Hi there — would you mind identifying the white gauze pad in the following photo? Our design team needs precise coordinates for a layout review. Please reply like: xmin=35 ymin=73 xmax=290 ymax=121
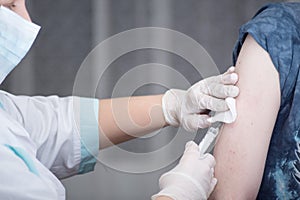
xmin=208 ymin=97 xmax=237 ymax=123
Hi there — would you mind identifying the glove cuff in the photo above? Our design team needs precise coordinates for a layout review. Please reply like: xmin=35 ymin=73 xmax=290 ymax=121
xmin=162 ymin=89 xmax=186 ymax=127
xmin=151 ymin=186 xmax=182 ymax=200
xmin=152 ymin=185 xmax=207 ymax=200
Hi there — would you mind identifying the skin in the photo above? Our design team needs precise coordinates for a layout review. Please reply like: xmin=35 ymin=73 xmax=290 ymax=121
xmin=98 ymin=95 xmax=167 ymax=149
xmin=156 ymin=196 xmax=173 ymax=200
xmin=209 ymin=35 xmax=281 ymax=199
xmin=0 ymin=0 xmax=31 ymax=21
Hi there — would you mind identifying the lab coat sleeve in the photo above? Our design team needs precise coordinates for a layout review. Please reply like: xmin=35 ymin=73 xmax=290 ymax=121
xmin=0 ymin=91 xmax=99 ymax=179
xmin=0 ymin=144 xmax=64 ymax=200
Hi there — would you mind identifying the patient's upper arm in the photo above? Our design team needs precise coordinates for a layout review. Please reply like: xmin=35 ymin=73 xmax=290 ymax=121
xmin=209 ymin=35 xmax=281 ymax=199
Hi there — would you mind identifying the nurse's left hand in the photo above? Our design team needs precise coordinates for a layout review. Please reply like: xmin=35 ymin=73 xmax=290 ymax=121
xmin=162 ymin=66 xmax=239 ymax=132
xmin=152 ymin=141 xmax=217 ymax=200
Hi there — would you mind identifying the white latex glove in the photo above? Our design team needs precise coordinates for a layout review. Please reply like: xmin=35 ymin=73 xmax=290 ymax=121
xmin=152 ymin=141 xmax=217 ymax=200
xmin=162 ymin=66 xmax=239 ymax=132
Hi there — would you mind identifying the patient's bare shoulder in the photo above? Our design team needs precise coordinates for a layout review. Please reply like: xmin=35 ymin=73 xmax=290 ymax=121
xmin=209 ymin=35 xmax=280 ymax=199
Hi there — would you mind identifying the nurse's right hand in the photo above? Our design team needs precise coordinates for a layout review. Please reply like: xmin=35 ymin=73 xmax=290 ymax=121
xmin=152 ymin=141 xmax=217 ymax=200
xmin=162 ymin=66 xmax=239 ymax=132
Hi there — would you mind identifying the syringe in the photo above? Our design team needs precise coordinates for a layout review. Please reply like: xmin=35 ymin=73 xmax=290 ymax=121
xmin=198 ymin=122 xmax=223 ymax=155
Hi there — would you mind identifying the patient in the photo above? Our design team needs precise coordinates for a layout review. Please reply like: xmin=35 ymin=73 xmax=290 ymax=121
xmin=209 ymin=2 xmax=300 ymax=199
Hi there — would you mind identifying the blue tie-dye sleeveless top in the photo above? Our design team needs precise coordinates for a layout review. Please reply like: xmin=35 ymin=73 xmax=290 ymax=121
xmin=233 ymin=2 xmax=300 ymax=199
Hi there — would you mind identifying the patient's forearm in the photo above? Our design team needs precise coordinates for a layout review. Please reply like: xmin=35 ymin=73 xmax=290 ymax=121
xmin=209 ymin=36 xmax=280 ymax=199
xmin=98 ymin=95 xmax=167 ymax=149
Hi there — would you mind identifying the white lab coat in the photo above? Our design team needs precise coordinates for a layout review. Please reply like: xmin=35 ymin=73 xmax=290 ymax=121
xmin=0 ymin=90 xmax=99 ymax=199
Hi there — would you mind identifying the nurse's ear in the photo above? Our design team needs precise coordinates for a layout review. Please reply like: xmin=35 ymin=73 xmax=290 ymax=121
xmin=1 ymin=0 xmax=31 ymax=22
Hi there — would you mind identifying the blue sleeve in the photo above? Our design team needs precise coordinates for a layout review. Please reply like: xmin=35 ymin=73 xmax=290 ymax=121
xmin=233 ymin=3 xmax=300 ymax=105
xmin=78 ymin=97 xmax=100 ymax=174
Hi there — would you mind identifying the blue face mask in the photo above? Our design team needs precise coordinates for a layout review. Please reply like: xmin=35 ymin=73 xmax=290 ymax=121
xmin=0 ymin=6 xmax=40 ymax=84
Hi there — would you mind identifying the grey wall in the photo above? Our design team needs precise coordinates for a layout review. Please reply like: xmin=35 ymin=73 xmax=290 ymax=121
xmin=2 ymin=0 xmax=287 ymax=199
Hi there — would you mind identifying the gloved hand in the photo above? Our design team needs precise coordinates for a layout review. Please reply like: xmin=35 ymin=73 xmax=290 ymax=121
xmin=152 ymin=141 xmax=217 ymax=200
xmin=162 ymin=66 xmax=239 ymax=132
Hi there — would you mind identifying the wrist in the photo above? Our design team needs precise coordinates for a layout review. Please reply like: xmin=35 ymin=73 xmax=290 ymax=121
xmin=162 ymin=90 xmax=177 ymax=127
xmin=162 ymin=89 xmax=186 ymax=127
xmin=155 ymin=171 xmax=209 ymax=200
xmin=152 ymin=186 xmax=182 ymax=200
xmin=158 ymin=94 xmax=169 ymax=127
xmin=153 ymin=195 xmax=174 ymax=200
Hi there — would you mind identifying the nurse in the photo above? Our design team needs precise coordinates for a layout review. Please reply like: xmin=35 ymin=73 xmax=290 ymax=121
xmin=0 ymin=0 xmax=239 ymax=199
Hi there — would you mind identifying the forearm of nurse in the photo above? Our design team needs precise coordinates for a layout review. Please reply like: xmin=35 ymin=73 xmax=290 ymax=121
xmin=98 ymin=95 xmax=167 ymax=149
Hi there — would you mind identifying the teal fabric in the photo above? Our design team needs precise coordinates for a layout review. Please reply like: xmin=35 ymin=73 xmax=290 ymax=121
xmin=4 ymin=144 xmax=39 ymax=176
xmin=78 ymin=97 xmax=99 ymax=174
xmin=233 ymin=3 xmax=300 ymax=199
